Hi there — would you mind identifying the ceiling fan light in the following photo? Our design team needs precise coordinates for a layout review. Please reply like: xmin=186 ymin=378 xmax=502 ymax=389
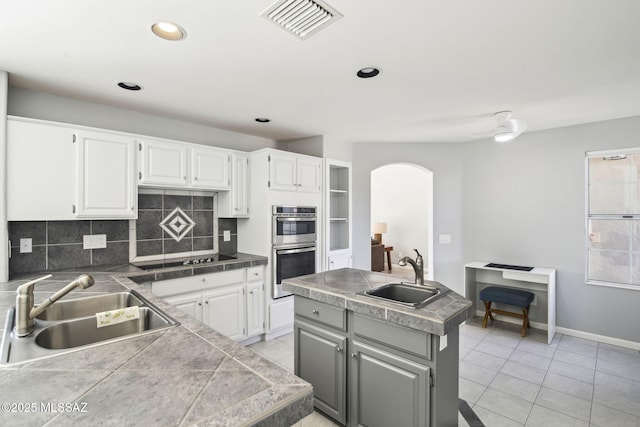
xmin=494 ymin=126 xmax=514 ymax=142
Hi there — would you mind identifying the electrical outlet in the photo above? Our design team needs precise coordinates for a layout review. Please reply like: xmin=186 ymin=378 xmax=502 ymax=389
xmin=83 ymin=234 xmax=107 ymax=249
xmin=223 ymin=230 xmax=231 ymax=242
xmin=20 ymin=238 xmax=32 ymax=253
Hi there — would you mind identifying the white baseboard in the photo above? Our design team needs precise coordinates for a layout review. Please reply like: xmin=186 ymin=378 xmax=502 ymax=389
xmin=472 ymin=310 xmax=640 ymax=351
xmin=555 ymin=326 xmax=640 ymax=351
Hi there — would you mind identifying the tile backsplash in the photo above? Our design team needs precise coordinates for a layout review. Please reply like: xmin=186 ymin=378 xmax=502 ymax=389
xmin=8 ymin=220 xmax=129 ymax=276
xmin=135 ymin=192 xmax=216 ymax=258
xmin=8 ymin=192 xmax=238 ymax=277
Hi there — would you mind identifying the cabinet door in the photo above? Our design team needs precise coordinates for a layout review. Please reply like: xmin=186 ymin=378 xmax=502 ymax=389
xmin=7 ymin=119 xmax=77 ymax=220
xmin=268 ymin=152 xmax=297 ymax=190
xmin=203 ymin=284 xmax=245 ymax=341
xmin=191 ymin=147 xmax=230 ymax=189
xmin=350 ymin=341 xmax=430 ymax=427
xmin=76 ymin=130 xmax=136 ymax=218
xmin=231 ymin=154 xmax=249 ymax=216
xmin=328 ymin=252 xmax=352 ymax=271
xmin=297 ymin=156 xmax=321 ymax=192
xmin=246 ymin=281 xmax=265 ymax=337
xmin=139 ymin=139 xmax=188 ymax=187
xmin=164 ymin=292 xmax=203 ymax=321
xmin=295 ymin=319 xmax=347 ymax=425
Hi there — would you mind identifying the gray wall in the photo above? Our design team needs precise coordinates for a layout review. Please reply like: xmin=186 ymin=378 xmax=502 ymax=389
xmin=352 ymin=142 xmax=466 ymax=293
xmin=463 ymin=116 xmax=640 ymax=342
xmin=352 ymin=116 xmax=640 ymax=343
xmin=8 ymin=87 xmax=276 ymax=151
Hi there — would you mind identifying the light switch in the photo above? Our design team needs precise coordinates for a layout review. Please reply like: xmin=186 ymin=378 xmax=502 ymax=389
xmin=20 ymin=238 xmax=32 ymax=253
xmin=439 ymin=234 xmax=452 ymax=244
xmin=223 ymin=230 xmax=231 ymax=242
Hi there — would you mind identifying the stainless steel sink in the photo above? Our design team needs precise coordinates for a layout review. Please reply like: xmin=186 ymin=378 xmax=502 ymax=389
xmin=36 ymin=307 xmax=169 ymax=350
xmin=0 ymin=290 xmax=178 ymax=365
xmin=361 ymin=282 xmax=450 ymax=308
xmin=36 ymin=292 xmax=144 ymax=321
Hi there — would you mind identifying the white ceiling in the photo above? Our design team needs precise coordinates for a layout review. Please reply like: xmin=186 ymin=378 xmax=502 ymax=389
xmin=2 ymin=0 xmax=640 ymax=144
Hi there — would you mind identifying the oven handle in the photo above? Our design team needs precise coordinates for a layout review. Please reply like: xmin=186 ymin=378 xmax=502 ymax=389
xmin=275 ymin=217 xmax=316 ymax=222
xmin=275 ymin=246 xmax=316 ymax=255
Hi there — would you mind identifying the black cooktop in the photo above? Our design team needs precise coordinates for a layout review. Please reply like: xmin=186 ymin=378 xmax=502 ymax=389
xmin=139 ymin=254 xmax=237 ymax=270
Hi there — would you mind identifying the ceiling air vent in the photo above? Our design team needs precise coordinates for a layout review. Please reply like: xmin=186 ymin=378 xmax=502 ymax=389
xmin=261 ymin=0 xmax=342 ymax=40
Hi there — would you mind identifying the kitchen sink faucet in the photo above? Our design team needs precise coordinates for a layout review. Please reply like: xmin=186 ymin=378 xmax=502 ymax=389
xmin=14 ymin=274 xmax=95 ymax=337
xmin=398 ymin=249 xmax=424 ymax=286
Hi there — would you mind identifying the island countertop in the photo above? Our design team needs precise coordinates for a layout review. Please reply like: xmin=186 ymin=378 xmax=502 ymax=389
xmin=0 ymin=264 xmax=312 ymax=427
xmin=282 ymin=268 xmax=472 ymax=336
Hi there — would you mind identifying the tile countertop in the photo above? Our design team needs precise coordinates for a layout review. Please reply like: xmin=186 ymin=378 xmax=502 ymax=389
xmin=0 ymin=255 xmax=313 ymax=427
xmin=282 ymin=268 xmax=472 ymax=336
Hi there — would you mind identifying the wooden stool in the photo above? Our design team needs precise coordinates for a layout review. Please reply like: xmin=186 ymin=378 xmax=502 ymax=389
xmin=479 ymin=286 xmax=534 ymax=337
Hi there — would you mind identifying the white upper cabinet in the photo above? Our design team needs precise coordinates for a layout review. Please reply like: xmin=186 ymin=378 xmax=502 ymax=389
xmin=7 ymin=118 xmax=77 ymax=221
xmin=218 ymin=153 xmax=249 ymax=217
xmin=190 ymin=146 xmax=230 ymax=190
xmin=269 ymin=151 xmax=321 ymax=192
xmin=138 ymin=139 xmax=231 ymax=190
xmin=7 ymin=117 xmax=136 ymax=221
xmin=138 ymin=139 xmax=188 ymax=187
xmin=76 ymin=130 xmax=137 ymax=219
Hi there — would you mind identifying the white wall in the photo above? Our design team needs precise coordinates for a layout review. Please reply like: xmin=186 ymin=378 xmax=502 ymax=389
xmin=371 ymin=164 xmax=430 ymax=265
xmin=8 ymin=87 xmax=276 ymax=151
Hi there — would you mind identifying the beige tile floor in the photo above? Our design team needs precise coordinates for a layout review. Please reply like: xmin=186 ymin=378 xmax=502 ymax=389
xmin=250 ymin=265 xmax=640 ymax=426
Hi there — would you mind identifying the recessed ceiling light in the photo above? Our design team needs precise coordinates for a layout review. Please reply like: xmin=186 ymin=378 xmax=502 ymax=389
xmin=357 ymin=67 xmax=380 ymax=78
xmin=117 ymin=82 xmax=142 ymax=91
xmin=151 ymin=21 xmax=186 ymax=41
xmin=255 ymin=118 xmax=271 ymax=123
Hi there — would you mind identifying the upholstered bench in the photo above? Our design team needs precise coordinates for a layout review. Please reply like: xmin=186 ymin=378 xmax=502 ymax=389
xmin=479 ymin=286 xmax=535 ymax=337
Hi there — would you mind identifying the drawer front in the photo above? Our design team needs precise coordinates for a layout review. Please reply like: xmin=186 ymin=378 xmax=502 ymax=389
xmin=151 ymin=268 xmax=245 ymax=297
xmin=246 ymin=265 xmax=264 ymax=282
xmin=295 ymin=296 xmax=346 ymax=331
xmin=353 ymin=313 xmax=431 ymax=360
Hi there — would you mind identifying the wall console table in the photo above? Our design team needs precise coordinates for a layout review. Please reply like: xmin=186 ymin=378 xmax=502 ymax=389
xmin=464 ymin=261 xmax=556 ymax=344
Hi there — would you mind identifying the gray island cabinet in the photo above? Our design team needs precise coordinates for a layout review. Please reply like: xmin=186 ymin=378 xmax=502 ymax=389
xmin=283 ymin=268 xmax=472 ymax=427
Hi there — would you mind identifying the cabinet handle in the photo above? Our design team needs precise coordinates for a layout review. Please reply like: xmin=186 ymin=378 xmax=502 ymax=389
xmin=72 ymin=204 xmax=76 ymax=214
xmin=312 ymin=309 xmax=319 ymax=315
xmin=131 ymin=206 xmax=134 ymax=211
xmin=336 ymin=347 xmax=342 ymax=352
xmin=195 ymin=176 xmax=198 ymax=180
xmin=183 ymin=176 xmax=187 ymax=179
xmin=351 ymin=353 xmax=358 ymax=359
xmin=205 ymin=301 xmax=209 ymax=304
xmin=198 ymin=302 xmax=202 ymax=306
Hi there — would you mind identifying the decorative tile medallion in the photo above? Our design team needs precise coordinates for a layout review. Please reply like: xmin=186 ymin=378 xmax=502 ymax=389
xmin=160 ymin=207 xmax=195 ymax=242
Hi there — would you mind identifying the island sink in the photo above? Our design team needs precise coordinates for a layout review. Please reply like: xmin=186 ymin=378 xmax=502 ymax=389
xmin=361 ymin=282 xmax=450 ymax=308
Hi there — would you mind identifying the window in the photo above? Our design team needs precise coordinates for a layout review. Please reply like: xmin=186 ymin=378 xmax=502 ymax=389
xmin=586 ymin=148 xmax=640 ymax=288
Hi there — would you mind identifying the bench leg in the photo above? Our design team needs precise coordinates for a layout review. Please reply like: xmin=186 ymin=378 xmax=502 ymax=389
xmin=521 ymin=306 xmax=530 ymax=337
xmin=481 ymin=300 xmax=493 ymax=328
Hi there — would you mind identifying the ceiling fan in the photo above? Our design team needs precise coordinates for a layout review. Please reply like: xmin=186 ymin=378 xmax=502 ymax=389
xmin=493 ymin=111 xmax=527 ymax=142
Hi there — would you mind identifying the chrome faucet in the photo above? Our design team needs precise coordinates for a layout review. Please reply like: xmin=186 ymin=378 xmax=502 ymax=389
xmin=14 ymin=274 xmax=95 ymax=337
xmin=398 ymin=249 xmax=424 ymax=286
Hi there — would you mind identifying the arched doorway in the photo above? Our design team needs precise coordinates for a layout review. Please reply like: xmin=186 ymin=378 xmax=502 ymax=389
xmin=370 ymin=163 xmax=434 ymax=280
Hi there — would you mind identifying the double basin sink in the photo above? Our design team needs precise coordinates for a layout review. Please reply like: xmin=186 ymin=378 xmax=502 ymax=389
xmin=1 ymin=290 xmax=178 ymax=365
xmin=360 ymin=281 xmax=450 ymax=308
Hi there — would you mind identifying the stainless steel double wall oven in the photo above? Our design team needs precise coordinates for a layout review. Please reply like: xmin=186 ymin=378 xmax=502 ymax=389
xmin=272 ymin=206 xmax=317 ymax=299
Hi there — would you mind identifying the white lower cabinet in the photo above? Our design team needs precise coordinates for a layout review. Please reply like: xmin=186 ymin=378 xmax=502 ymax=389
xmin=153 ymin=266 xmax=265 ymax=341
xmin=203 ymin=284 xmax=246 ymax=341
xmin=164 ymin=292 xmax=203 ymax=320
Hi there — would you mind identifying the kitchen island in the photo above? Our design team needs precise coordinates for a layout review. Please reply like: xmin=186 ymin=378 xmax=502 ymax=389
xmin=283 ymin=268 xmax=472 ymax=427
xmin=0 ymin=262 xmax=312 ymax=426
